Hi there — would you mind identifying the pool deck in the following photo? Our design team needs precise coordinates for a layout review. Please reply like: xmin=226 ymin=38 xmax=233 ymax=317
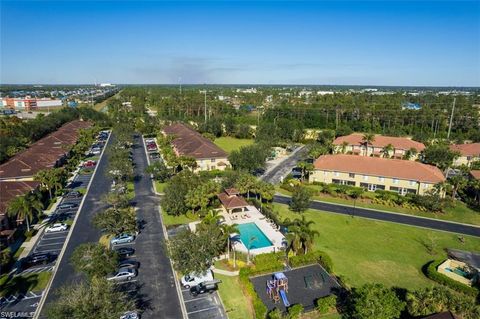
xmin=222 ymin=205 xmax=286 ymax=255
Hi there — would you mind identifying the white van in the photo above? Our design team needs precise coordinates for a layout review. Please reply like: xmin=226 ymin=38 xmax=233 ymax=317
xmin=181 ymin=270 xmax=214 ymax=288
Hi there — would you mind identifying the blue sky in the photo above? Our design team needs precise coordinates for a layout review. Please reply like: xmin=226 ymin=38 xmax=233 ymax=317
xmin=1 ymin=1 xmax=479 ymax=86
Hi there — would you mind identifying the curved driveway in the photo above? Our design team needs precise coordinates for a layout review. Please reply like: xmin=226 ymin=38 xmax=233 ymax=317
xmin=274 ymin=194 xmax=480 ymax=237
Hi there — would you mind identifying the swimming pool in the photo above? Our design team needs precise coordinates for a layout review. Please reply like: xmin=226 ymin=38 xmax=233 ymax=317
xmin=237 ymin=222 xmax=273 ymax=249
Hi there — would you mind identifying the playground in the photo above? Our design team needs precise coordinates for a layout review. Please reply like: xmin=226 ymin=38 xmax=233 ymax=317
xmin=250 ymin=264 xmax=341 ymax=312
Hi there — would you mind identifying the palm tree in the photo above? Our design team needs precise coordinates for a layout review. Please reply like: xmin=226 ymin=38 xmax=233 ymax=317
xmin=246 ymin=235 xmax=257 ymax=265
xmin=340 ymin=141 xmax=349 ymax=154
xmin=7 ymin=193 xmax=43 ymax=232
xmin=220 ymin=224 xmax=238 ymax=262
xmin=403 ymin=147 xmax=418 ymax=160
xmin=382 ymin=144 xmax=394 ymax=158
xmin=284 ymin=216 xmax=319 ymax=255
xmin=448 ymin=176 xmax=467 ymax=200
xmin=362 ymin=133 xmax=375 ymax=156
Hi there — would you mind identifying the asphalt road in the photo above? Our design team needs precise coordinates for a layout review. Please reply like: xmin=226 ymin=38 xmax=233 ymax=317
xmin=38 ymin=134 xmax=114 ymax=317
xmin=261 ymin=146 xmax=307 ymax=184
xmin=131 ymin=135 xmax=184 ymax=319
xmin=274 ymin=194 xmax=480 ymax=237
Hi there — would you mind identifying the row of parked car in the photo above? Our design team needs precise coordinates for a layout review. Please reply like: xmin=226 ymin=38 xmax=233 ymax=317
xmin=181 ymin=269 xmax=220 ymax=296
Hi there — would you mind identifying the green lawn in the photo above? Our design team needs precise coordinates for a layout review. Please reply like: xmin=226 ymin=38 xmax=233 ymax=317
xmin=214 ymin=137 xmax=254 ymax=154
xmin=216 ymin=274 xmax=254 ymax=319
xmin=0 ymin=272 xmax=52 ymax=296
xmin=276 ymin=186 xmax=480 ymax=226
xmin=160 ymin=209 xmax=199 ymax=227
xmin=273 ymin=203 xmax=480 ymax=290
xmin=154 ymin=180 xmax=167 ymax=194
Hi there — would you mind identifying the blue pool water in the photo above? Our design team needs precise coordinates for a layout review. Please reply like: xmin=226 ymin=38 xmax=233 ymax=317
xmin=237 ymin=223 xmax=273 ymax=249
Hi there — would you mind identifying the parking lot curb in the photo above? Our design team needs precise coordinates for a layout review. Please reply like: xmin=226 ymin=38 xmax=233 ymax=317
xmin=141 ymin=135 xmax=188 ymax=319
xmin=34 ymin=130 xmax=112 ymax=319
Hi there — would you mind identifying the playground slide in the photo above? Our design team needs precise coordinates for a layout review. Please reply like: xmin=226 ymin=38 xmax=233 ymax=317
xmin=279 ymin=289 xmax=290 ymax=307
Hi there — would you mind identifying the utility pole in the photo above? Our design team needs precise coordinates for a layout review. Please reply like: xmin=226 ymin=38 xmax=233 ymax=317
xmin=447 ymin=97 xmax=456 ymax=140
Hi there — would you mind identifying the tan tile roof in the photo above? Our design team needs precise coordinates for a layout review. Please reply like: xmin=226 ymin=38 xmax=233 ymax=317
xmin=449 ymin=143 xmax=480 ymax=156
xmin=0 ymin=120 xmax=91 ymax=179
xmin=163 ymin=123 xmax=228 ymax=159
xmin=470 ymin=170 xmax=480 ymax=180
xmin=0 ymin=181 xmax=40 ymax=216
xmin=217 ymin=192 xmax=249 ymax=210
xmin=333 ymin=133 xmax=425 ymax=151
xmin=313 ymin=154 xmax=445 ymax=183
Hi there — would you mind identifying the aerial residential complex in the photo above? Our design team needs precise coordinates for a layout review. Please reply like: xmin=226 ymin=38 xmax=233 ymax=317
xmin=162 ymin=123 xmax=230 ymax=171
xmin=0 ymin=120 xmax=91 ymax=244
xmin=333 ymin=133 xmax=425 ymax=159
xmin=309 ymin=154 xmax=445 ymax=195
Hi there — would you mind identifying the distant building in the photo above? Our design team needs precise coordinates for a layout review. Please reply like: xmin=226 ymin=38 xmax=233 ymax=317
xmin=317 ymin=91 xmax=334 ymax=95
xmin=162 ymin=123 xmax=230 ymax=172
xmin=450 ymin=143 xmax=480 ymax=167
xmin=402 ymin=102 xmax=421 ymax=110
xmin=0 ymin=97 xmax=62 ymax=111
xmin=309 ymin=154 xmax=445 ymax=196
xmin=333 ymin=133 xmax=425 ymax=160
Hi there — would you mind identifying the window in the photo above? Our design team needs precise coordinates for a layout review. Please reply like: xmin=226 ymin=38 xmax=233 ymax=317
xmin=389 ymin=186 xmax=400 ymax=193
xmin=363 ymin=175 xmax=369 ymax=181
xmin=349 ymin=173 xmax=355 ymax=178
xmin=409 ymin=180 xmax=415 ymax=186
xmin=376 ymin=185 xmax=385 ymax=190
xmin=211 ymin=158 xmax=216 ymax=162
xmin=378 ymin=176 xmax=385 ymax=182
xmin=334 ymin=171 xmax=340 ymax=177
xmin=392 ymin=178 xmax=399 ymax=184
xmin=346 ymin=181 xmax=356 ymax=186
xmin=467 ymin=156 xmax=472 ymax=161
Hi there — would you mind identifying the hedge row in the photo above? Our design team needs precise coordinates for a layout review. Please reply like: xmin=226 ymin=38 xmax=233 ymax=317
xmin=289 ymin=250 xmax=334 ymax=273
xmin=425 ymin=260 xmax=479 ymax=297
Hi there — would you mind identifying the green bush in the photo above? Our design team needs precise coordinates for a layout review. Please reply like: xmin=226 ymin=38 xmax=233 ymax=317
xmin=287 ymin=304 xmax=303 ymax=319
xmin=239 ymin=268 xmax=268 ymax=318
xmin=316 ymin=295 xmax=337 ymax=314
xmin=267 ymin=308 xmax=284 ymax=319
xmin=289 ymin=250 xmax=334 ymax=273
xmin=425 ymin=260 xmax=479 ymax=297
xmin=252 ymin=252 xmax=285 ymax=274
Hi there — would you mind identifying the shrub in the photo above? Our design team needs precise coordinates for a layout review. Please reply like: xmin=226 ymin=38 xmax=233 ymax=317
xmin=289 ymin=250 xmax=334 ymax=273
xmin=425 ymin=260 xmax=479 ymax=296
xmin=316 ymin=294 xmax=337 ymax=314
xmin=267 ymin=308 xmax=284 ymax=319
xmin=252 ymin=252 xmax=285 ymax=273
xmin=287 ymin=304 xmax=303 ymax=319
xmin=239 ymin=268 xmax=268 ymax=318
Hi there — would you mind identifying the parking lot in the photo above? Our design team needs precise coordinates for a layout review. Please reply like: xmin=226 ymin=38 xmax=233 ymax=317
xmin=181 ymin=287 xmax=227 ymax=319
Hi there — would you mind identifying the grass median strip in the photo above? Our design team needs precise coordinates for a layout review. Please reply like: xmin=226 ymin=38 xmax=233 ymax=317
xmin=215 ymin=274 xmax=253 ymax=319
xmin=0 ymin=272 xmax=52 ymax=297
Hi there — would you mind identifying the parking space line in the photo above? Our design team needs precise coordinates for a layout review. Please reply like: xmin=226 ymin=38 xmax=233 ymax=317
xmin=33 ymin=248 xmax=61 ymax=253
xmin=187 ymin=306 xmax=219 ymax=315
xmin=36 ymin=242 xmax=64 ymax=247
xmin=40 ymin=235 xmax=68 ymax=240
xmin=184 ymin=296 xmax=210 ymax=303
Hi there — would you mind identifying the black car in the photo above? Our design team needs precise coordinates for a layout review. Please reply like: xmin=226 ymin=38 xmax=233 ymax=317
xmin=252 ymin=168 xmax=266 ymax=177
xmin=25 ymin=252 xmax=54 ymax=267
xmin=65 ymin=191 xmax=82 ymax=199
xmin=115 ymin=247 xmax=135 ymax=258
xmin=118 ymin=259 xmax=140 ymax=270
xmin=190 ymin=282 xmax=218 ymax=297
xmin=58 ymin=203 xmax=78 ymax=210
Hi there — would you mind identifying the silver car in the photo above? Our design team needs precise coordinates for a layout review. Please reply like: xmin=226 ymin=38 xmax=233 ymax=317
xmin=107 ymin=268 xmax=137 ymax=281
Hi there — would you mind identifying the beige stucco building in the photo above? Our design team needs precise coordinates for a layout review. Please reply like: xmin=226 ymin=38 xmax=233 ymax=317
xmin=162 ymin=123 xmax=230 ymax=172
xmin=450 ymin=143 xmax=480 ymax=167
xmin=333 ymin=133 xmax=425 ymax=160
xmin=309 ymin=154 xmax=445 ymax=196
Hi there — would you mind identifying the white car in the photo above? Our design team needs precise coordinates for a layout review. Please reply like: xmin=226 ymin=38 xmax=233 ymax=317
xmin=45 ymin=223 xmax=68 ymax=233
xmin=107 ymin=268 xmax=137 ymax=281
xmin=120 ymin=311 xmax=139 ymax=319
xmin=181 ymin=270 xmax=214 ymax=288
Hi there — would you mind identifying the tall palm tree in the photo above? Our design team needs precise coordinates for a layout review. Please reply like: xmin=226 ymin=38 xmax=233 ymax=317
xmin=382 ymin=144 xmax=394 ymax=158
xmin=340 ymin=141 xmax=349 ymax=154
xmin=362 ymin=133 xmax=375 ymax=156
xmin=7 ymin=193 xmax=43 ymax=232
xmin=284 ymin=216 xmax=319 ymax=255
xmin=220 ymin=223 xmax=238 ymax=262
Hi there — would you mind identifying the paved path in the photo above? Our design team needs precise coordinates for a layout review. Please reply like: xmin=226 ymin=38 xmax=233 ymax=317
xmin=132 ymin=135 xmax=184 ymax=319
xmin=261 ymin=146 xmax=307 ymax=184
xmin=274 ymin=194 xmax=480 ymax=237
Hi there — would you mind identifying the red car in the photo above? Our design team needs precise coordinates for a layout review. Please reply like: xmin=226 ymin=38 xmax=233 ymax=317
xmin=83 ymin=160 xmax=97 ymax=168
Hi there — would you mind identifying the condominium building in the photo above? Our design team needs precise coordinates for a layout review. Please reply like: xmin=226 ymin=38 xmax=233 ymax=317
xmin=450 ymin=143 xmax=480 ymax=167
xmin=162 ymin=123 xmax=230 ymax=172
xmin=309 ymin=154 xmax=445 ymax=196
xmin=333 ymin=133 xmax=425 ymax=160
xmin=0 ymin=97 xmax=62 ymax=111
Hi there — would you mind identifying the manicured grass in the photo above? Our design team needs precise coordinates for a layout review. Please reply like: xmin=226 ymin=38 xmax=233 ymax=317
xmin=154 ymin=180 xmax=167 ymax=194
xmin=214 ymin=137 xmax=254 ymax=154
xmin=273 ymin=203 xmax=480 ymax=290
xmin=126 ymin=181 xmax=135 ymax=200
xmin=216 ymin=274 xmax=254 ymax=319
xmin=160 ymin=209 xmax=199 ymax=227
xmin=276 ymin=186 xmax=480 ymax=226
xmin=0 ymin=272 xmax=52 ymax=296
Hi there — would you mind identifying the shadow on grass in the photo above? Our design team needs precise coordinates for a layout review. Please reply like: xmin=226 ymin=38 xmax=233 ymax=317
xmin=1 ymin=274 xmax=40 ymax=297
